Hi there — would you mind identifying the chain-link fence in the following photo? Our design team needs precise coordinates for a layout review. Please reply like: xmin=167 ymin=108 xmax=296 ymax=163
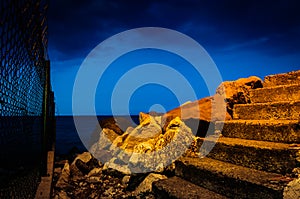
xmin=0 ymin=0 xmax=54 ymax=198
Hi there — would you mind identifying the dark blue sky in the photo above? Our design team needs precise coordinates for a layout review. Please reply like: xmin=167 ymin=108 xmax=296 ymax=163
xmin=48 ymin=0 xmax=300 ymax=115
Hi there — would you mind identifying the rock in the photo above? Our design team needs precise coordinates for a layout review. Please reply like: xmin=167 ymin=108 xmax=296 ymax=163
xmin=155 ymin=163 xmax=164 ymax=173
xmin=154 ymin=135 xmax=166 ymax=150
xmin=128 ymin=117 xmax=194 ymax=173
xmin=164 ymin=97 xmax=214 ymax=121
xmin=73 ymin=152 xmax=93 ymax=163
xmin=122 ymin=175 xmax=131 ymax=187
xmin=87 ymin=176 xmax=101 ymax=183
xmin=89 ymin=116 xmax=134 ymax=147
xmin=70 ymin=152 xmax=99 ymax=177
xmin=56 ymin=163 xmax=70 ymax=189
xmin=133 ymin=139 xmax=156 ymax=154
xmin=119 ymin=113 xmax=162 ymax=150
xmin=110 ymin=132 xmax=130 ymax=150
xmin=133 ymin=173 xmax=167 ymax=196
xmin=90 ymin=128 xmax=120 ymax=158
xmin=87 ymin=168 xmax=102 ymax=177
xmin=99 ymin=117 xmax=125 ymax=135
xmin=139 ymin=112 xmax=151 ymax=125
xmin=54 ymin=190 xmax=70 ymax=199
xmin=92 ymin=114 xmax=194 ymax=174
xmin=292 ymin=168 xmax=300 ymax=177
xmin=216 ymin=76 xmax=263 ymax=117
xmin=103 ymin=160 xmax=131 ymax=175
xmin=283 ymin=178 xmax=300 ymax=199
xmin=184 ymin=136 xmax=202 ymax=157
xmin=163 ymin=162 xmax=176 ymax=177
xmin=162 ymin=117 xmax=194 ymax=159
xmin=163 ymin=97 xmax=230 ymax=137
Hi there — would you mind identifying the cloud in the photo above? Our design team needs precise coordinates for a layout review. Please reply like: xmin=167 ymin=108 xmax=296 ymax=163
xmin=48 ymin=0 xmax=300 ymax=61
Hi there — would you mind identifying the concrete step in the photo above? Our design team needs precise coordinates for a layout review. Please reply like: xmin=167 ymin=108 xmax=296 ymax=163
xmin=153 ymin=176 xmax=228 ymax=199
xmin=264 ymin=70 xmax=300 ymax=87
xmin=175 ymin=157 xmax=294 ymax=199
xmin=196 ymin=137 xmax=300 ymax=174
xmin=250 ymin=84 xmax=300 ymax=103
xmin=215 ymin=120 xmax=300 ymax=143
xmin=233 ymin=101 xmax=300 ymax=120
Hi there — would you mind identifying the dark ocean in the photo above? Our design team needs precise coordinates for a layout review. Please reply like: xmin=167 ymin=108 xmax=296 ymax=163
xmin=55 ymin=116 xmax=139 ymax=155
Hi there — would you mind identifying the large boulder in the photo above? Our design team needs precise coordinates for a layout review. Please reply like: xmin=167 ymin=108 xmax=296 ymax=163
xmin=129 ymin=117 xmax=194 ymax=173
xmin=90 ymin=113 xmax=195 ymax=174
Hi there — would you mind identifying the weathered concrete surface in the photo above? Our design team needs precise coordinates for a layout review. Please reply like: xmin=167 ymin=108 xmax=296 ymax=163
xmin=216 ymin=120 xmax=300 ymax=143
xmin=175 ymin=157 xmax=294 ymax=199
xmin=198 ymin=137 xmax=300 ymax=174
xmin=264 ymin=70 xmax=300 ymax=87
xmin=233 ymin=101 xmax=300 ymax=120
xmin=250 ymin=84 xmax=300 ymax=103
xmin=35 ymin=151 xmax=55 ymax=199
xmin=153 ymin=176 xmax=228 ymax=199
xmin=215 ymin=76 xmax=263 ymax=117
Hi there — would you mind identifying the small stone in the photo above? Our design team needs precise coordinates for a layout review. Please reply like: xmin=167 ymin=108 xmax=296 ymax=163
xmin=122 ymin=175 xmax=131 ymax=187
xmin=87 ymin=176 xmax=101 ymax=183
xmin=87 ymin=168 xmax=102 ymax=177
xmin=155 ymin=163 xmax=164 ymax=173
xmin=55 ymin=190 xmax=70 ymax=199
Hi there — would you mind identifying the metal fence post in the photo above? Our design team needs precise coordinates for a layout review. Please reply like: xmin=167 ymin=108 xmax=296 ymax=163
xmin=41 ymin=60 xmax=50 ymax=176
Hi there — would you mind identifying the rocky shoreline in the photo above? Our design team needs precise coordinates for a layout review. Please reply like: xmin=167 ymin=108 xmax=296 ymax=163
xmin=52 ymin=116 xmax=196 ymax=199
xmin=53 ymin=151 xmax=162 ymax=198
xmin=52 ymin=76 xmax=265 ymax=198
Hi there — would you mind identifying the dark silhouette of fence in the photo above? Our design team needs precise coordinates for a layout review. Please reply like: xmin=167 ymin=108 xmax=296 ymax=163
xmin=0 ymin=0 xmax=55 ymax=198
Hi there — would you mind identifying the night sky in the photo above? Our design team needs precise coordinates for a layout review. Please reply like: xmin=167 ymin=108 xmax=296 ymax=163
xmin=48 ymin=0 xmax=300 ymax=115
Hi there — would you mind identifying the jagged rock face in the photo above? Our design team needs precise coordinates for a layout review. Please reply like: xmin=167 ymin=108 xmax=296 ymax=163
xmin=120 ymin=115 xmax=162 ymax=151
xmin=128 ymin=116 xmax=194 ymax=173
xmin=89 ymin=116 xmax=135 ymax=148
xmin=90 ymin=128 xmax=120 ymax=161
xmin=90 ymin=113 xmax=194 ymax=174
xmin=216 ymin=76 xmax=263 ymax=117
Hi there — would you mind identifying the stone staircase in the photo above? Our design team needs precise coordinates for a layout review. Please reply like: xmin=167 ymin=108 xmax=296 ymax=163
xmin=153 ymin=70 xmax=300 ymax=199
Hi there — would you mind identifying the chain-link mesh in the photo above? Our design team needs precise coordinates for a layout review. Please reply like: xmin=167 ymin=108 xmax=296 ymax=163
xmin=0 ymin=0 xmax=51 ymax=198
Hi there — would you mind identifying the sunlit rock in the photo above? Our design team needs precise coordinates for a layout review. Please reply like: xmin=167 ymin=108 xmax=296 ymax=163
xmin=133 ymin=173 xmax=167 ymax=196
xmin=55 ymin=162 xmax=70 ymax=189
